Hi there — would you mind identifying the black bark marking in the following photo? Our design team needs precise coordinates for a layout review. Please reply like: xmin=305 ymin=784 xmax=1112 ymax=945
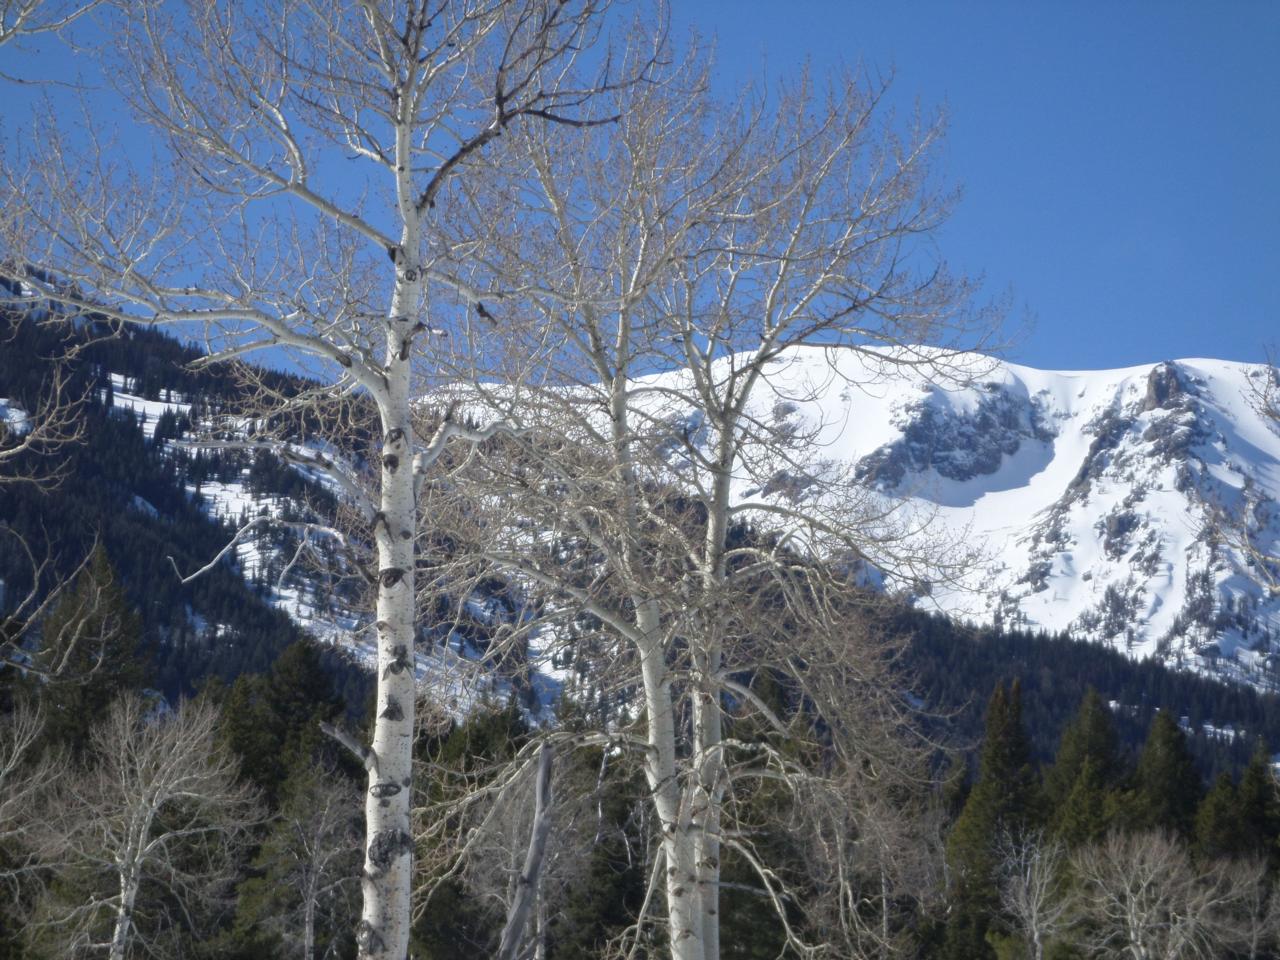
xmin=399 ymin=529 xmax=411 ymax=540
xmin=379 ymin=568 xmax=405 ymax=589
xmin=335 ymin=352 xmax=352 ymax=368
xmin=376 ymin=619 xmax=390 ymax=633
xmin=382 ymin=453 xmax=400 ymax=473
xmin=367 ymin=829 xmax=413 ymax=875
xmin=379 ymin=696 xmax=404 ymax=722
xmin=402 ymin=268 xmax=418 ymax=283
xmin=369 ymin=780 xmax=402 ymax=799
xmin=383 ymin=644 xmax=410 ymax=677
xmin=385 ymin=428 xmax=405 ymax=445
xmin=355 ymin=919 xmax=385 ymax=953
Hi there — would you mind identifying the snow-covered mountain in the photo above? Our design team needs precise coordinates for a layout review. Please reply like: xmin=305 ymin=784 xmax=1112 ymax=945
xmin=694 ymin=346 xmax=1280 ymax=686
xmin=156 ymin=340 xmax=1280 ymax=693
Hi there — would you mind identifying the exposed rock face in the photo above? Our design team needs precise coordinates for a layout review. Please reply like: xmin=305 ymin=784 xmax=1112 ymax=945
xmin=856 ymin=387 xmax=1055 ymax=488
xmin=1143 ymin=361 xmax=1186 ymax=411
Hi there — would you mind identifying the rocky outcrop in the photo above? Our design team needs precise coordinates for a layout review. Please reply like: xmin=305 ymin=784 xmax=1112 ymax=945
xmin=856 ymin=387 xmax=1054 ymax=488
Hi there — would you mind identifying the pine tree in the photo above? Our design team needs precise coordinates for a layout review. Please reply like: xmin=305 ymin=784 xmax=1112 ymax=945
xmin=1044 ymin=688 xmax=1120 ymax=800
xmin=214 ymin=640 xmax=344 ymax=804
xmin=944 ymin=681 xmax=1039 ymax=959
xmin=1236 ymin=738 xmax=1280 ymax=864
xmin=1045 ymin=689 xmax=1122 ymax=846
xmin=1128 ymin=710 xmax=1201 ymax=836
xmin=1194 ymin=772 xmax=1242 ymax=861
xmin=1053 ymin=757 xmax=1112 ymax=848
xmin=32 ymin=546 xmax=143 ymax=752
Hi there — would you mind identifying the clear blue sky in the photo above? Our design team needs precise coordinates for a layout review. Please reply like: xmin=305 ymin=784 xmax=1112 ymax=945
xmin=3 ymin=2 xmax=1276 ymax=370
xmin=673 ymin=1 xmax=1279 ymax=369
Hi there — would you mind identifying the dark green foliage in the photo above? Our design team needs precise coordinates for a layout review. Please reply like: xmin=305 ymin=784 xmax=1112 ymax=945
xmin=1237 ymin=738 xmax=1280 ymax=864
xmin=900 ymin=609 xmax=1280 ymax=781
xmin=1044 ymin=688 xmax=1121 ymax=797
xmin=213 ymin=639 xmax=345 ymax=803
xmin=1127 ymin=710 xmax=1201 ymax=835
xmin=541 ymin=748 xmax=648 ymax=960
xmin=411 ymin=878 xmax=500 ymax=960
xmin=1194 ymin=772 xmax=1243 ymax=861
xmin=31 ymin=546 xmax=144 ymax=752
xmin=944 ymin=681 xmax=1039 ymax=958
xmin=230 ymin=762 xmax=360 ymax=960
xmin=1044 ymin=688 xmax=1121 ymax=844
xmin=1052 ymin=757 xmax=1111 ymax=847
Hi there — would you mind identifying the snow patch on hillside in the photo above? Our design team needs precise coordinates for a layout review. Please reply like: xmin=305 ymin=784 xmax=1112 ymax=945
xmin=0 ymin=398 xmax=31 ymax=436
xmin=107 ymin=374 xmax=192 ymax=439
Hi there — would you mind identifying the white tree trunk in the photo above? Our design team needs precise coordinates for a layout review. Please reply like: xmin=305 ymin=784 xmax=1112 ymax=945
xmin=358 ymin=192 xmax=422 ymax=956
xmin=637 ymin=599 xmax=705 ymax=960
xmin=108 ymin=863 xmax=139 ymax=960
xmin=691 ymin=457 xmax=733 ymax=960
xmin=304 ymin=884 xmax=317 ymax=960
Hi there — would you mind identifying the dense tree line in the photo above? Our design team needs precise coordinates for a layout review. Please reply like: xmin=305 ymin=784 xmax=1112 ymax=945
xmin=901 ymin=608 xmax=1280 ymax=781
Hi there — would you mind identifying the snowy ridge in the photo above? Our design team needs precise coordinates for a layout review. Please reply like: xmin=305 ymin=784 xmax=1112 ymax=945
xmin=665 ymin=346 xmax=1280 ymax=686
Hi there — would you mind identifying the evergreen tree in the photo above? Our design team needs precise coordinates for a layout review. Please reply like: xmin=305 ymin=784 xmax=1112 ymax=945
xmin=231 ymin=761 xmax=360 ymax=960
xmin=943 ymin=681 xmax=1039 ymax=959
xmin=32 ymin=546 xmax=143 ymax=752
xmin=1043 ymin=688 xmax=1120 ymax=800
xmin=214 ymin=640 xmax=344 ymax=803
xmin=1053 ymin=757 xmax=1112 ymax=848
xmin=1236 ymin=738 xmax=1280 ymax=865
xmin=1128 ymin=710 xmax=1201 ymax=836
xmin=1045 ymin=689 xmax=1123 ymax=846
xmin=1194 ymin=772 xmax=1242 ymax=861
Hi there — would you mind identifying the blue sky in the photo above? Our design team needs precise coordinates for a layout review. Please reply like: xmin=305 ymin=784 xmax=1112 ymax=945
xmin=673 ymin=1 xmax=1279 ymax=369
xmin=2 ymin=2 xmax=1276 ymax=370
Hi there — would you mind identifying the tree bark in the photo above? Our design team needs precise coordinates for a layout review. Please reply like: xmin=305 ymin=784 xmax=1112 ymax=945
xmin=497 ymin=743 xmax=555 ymax=960
xmin=108 ymin=865 xmax=138 ymax=960
xmin=636 ymin=599 xmax=705 ymax=960
xmin=358 ymin=183 xmax=422 ymax=956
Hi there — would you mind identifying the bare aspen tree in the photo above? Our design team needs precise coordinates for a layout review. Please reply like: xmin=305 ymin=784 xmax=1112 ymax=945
xmin=248 ymin=767 xmax=363 ymax=960
xmin=0 ymin=2 xmax=642 ymax=956
xmin=995 ymin=829 xmax=1071 ymax=960
xmin=435 ymin=46 xmax=996 ymax=959
xmin=24 ymin=694 xmax=262 ymax=960
xmin=0 ymin=358 xmax=85 ymax=484
xmin=1070 ymin=830 xmax=1263 ymax=960
xmin=0 ymin=700 xmax=62 ymax=855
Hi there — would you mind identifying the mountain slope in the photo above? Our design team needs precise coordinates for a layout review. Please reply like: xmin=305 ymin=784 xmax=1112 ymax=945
xmin=678 ymin=346 xmax=1280 ymax=686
